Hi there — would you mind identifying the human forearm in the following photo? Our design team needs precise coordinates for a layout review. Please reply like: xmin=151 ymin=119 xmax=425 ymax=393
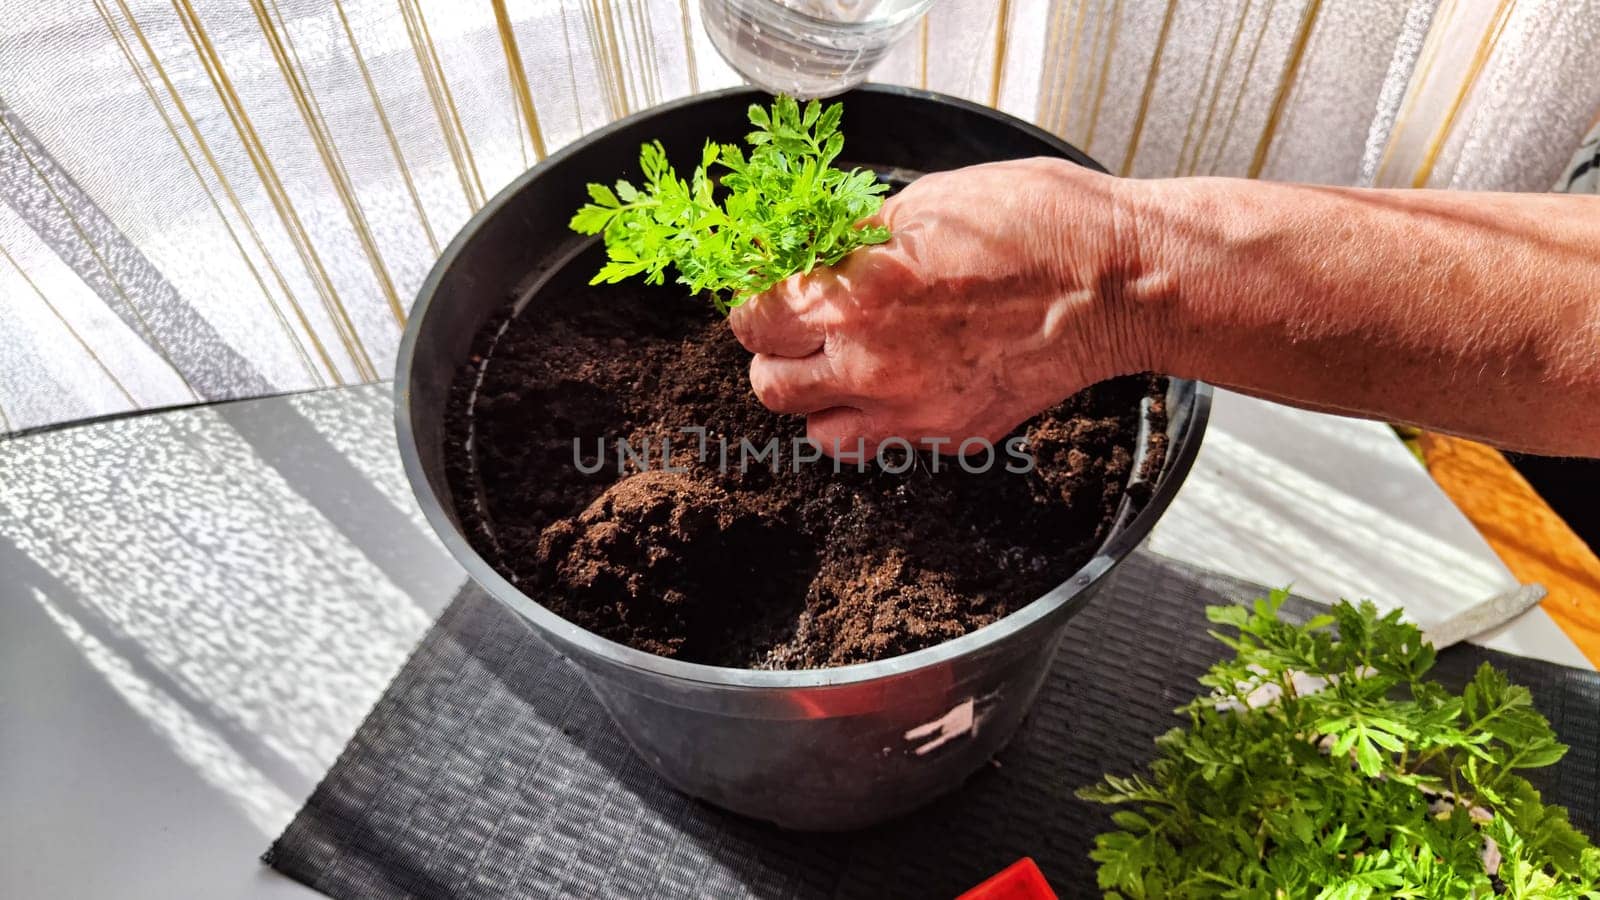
xmin=730 ymin=159 xmax=1600 ymax=460
xmin=1119 ymin=177 xmax=1600 ymax=455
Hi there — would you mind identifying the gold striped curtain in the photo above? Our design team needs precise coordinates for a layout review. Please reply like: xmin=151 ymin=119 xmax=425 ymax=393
xmin=1 ymin=0 xmax=1596 ymax=435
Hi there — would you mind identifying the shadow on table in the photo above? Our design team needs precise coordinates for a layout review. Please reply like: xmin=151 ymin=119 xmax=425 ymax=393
xmin=0 ymin=387 xmax=451 ymax=844
xmin=0 ymin=531 xmax=307 ymax=827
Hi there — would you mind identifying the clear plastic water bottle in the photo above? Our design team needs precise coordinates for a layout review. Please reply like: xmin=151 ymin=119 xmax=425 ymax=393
xmin=701 ymin=0 xmax=938 ymax=99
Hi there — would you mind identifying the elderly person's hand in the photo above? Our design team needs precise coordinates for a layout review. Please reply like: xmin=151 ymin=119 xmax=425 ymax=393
xmin=728 ymin=158 xmax=1151 ymax=457
xmin=731 ymin=154 xmax=1600 ymax=459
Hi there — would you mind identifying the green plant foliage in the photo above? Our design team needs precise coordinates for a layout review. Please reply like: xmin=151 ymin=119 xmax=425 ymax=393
xmin=569 ymin=96 xmax=891 ymax=312
xmin=1081 ymin=592 xmax=1600 ymax=898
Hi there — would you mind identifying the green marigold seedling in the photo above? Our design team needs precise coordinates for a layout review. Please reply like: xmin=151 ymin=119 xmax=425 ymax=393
xmin=1081 ymin=594 xmax=1600 ymax=898
xmin=569 ymin=96 xmax=890 ymax=313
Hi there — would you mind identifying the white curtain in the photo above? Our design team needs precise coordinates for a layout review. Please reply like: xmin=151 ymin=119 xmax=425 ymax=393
xmin=1 ymin=0 xmax=1596 ymax=434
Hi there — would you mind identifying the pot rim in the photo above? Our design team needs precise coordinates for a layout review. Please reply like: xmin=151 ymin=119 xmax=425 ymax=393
xmin=396 ymin=83 xmax=1212 ymax=690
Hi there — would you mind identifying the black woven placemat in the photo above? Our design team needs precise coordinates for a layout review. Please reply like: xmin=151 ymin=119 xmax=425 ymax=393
xmin=265 ymin=552 xmax=1600 ymax=899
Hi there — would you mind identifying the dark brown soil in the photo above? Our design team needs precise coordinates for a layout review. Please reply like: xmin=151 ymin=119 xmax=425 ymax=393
xmin=444 ymin=256 xmax=1167 ymax=669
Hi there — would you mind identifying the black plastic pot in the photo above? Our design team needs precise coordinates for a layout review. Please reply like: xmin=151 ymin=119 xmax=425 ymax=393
xmin=396 ymin=85 xmax=1211 ymax=831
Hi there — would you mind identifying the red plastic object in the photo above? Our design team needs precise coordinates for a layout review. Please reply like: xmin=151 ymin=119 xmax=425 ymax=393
xmin=956 ymin=857 xmax=1058 ymax=900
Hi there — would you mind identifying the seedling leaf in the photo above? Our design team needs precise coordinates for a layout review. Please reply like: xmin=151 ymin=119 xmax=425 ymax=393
xmin=570 ymin=96 xmax=890 ymax=310
xmin=1080 ymin=596 xmax=1599 ymax=896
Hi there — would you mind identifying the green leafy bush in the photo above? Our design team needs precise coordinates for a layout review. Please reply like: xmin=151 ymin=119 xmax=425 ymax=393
xmin=1082 ymin=594 xmax=1600 ymax=898
xmin=569 ymin=96 xmax=890 ymax=312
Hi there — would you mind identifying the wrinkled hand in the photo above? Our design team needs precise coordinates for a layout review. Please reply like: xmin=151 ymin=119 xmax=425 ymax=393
xmin=729 ymin=157 xmax=1144 ymax=457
